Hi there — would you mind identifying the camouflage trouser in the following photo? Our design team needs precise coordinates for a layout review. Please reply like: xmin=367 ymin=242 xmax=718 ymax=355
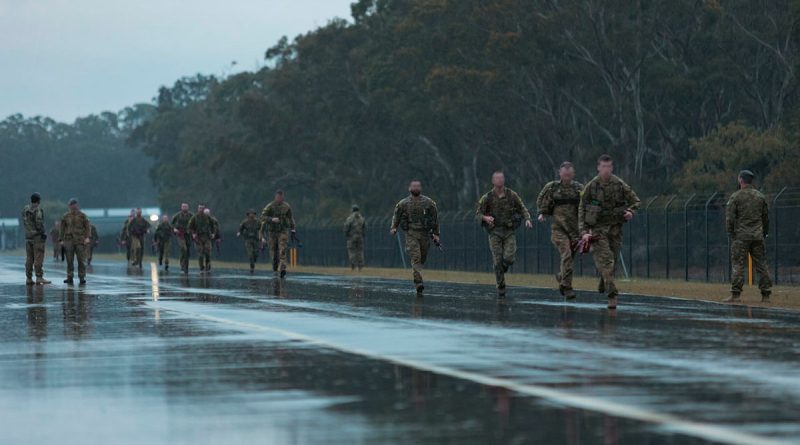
xmin=131 ymin=236 xmax=145 ymax=266
xmin=197 ymin=237 xmax=212 ymax=270
xmin=52 ymin=242 xmax=59 ymax=259
xmin=347 ymin=235 xmax=364 ymax=268
xmin=405 ymin=230 xmax=430 ymax=284
xmin=268 ymin=231 xmax=290 ymax=272
xmin=87 ymin=244 xmax=95 ymax=264
xmin=177 ymin=234 xmax=191 ymax=271
xmin=64 ymin=241 xmax=87 ymax=280
xmin=244 ymin=239 xmax=259 ymax=266
xmin=731 ymin=239 xmax=772 ymax=295
xmin=25 ymin=240 xmax=46 ymax=279
xmin=551 ymin=229 xmax=576 ymax=289
xmin=590 ymin=225 xmax=623 ymax=297
xmin=158 ymin=238 xmax=171 ymax=266
xmin=488 ymin=228 xmax=516 ymax=289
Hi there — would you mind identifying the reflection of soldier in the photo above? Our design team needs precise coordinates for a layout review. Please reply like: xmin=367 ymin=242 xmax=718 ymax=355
xmin=476 ymin=171 xmax=532 ymax=297
xmin=50 ymin=221 xmax=62 ymax=261
xmin=390 ymin=180 xmax=440 ymax=295
xmin=260 ymin=190 xmax=296 ymax=278
xmin=237 ymin=209 xmax=261 ymax=272
xmin=578 ymin=155 xmax=640 ymax=309
xmin=127 ymin=208 xmax=151 ymax=268
xmin=154 ymin=215 xmax=173 ymax=270
xmin=26 ymin=286 xmax=48 ymax=341
xmin=59 ymin=198 xmax=91 ymax=285
xmin=22 ymin=193 xmax=51 ymax=285
xmin=537 ymin=162 xmax=583 ymax=299
xmin=343 ymin=205 xmax=366 ymax=271
xmin=171 ymin=203 xmax=193 ymax=273
xmin=62 ymin=288 xmax=90 ymax=339
xmin=724 ymin=170 xmax=772 ymax=303
xmin=189 ymin=207 xmax=216 ymax=273
xmin=87 ymin=224 xmax=99 ymax=266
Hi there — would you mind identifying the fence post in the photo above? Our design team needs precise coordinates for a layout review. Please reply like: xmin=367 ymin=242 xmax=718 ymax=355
xmin=704 ymin=192 xmax=718 ymax=283
xmin=683 ymin=194 xmax=696 ymax=281
xmin=644 ymin=196 xmax=658 ymax=278
xmin=664 ymin=195 xmax=677 ymax=279
xmin=772 ymin=187 xmax=787 ymax=284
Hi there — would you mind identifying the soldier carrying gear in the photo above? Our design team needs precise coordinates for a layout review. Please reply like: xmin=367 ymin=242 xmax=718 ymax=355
xmin=343 ymin=205 xmax=366 ymax=271
xmin=59 ymin=198 xmax=92 ymax=285
xmin=390 ymin=180 xmax=440 ymax=295
xmin=237 ymin=209 xmax=261 ymax=273
xmin=723 ymin=170 xmax=772 ymax=303
xmin=578 ymin=155 xmax=641 ymax=309
xmin=119 ymin=209 xmax=135 ymax=264
xmin=22 ymin=192 xmax=51 ymax=286
xmin=537 ymin=161 xmax=583 ymax=299
xmin=127 ymin=208 xmax=151 ymax=269
xmin=189 ymin=206 xmax=217 ymax=273
xmin=171 ymin=203 xmax=193 ymax=273
xmin=476 ymin=171 xmax=532 ymax=297
xmin=260 ymin=190 xmax=296 ymax=278
xmin=154 ymin=215 xmax=174 ymax=271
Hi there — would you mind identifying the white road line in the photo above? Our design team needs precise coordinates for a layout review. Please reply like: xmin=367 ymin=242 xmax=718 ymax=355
xmin=150 ymin=301 xmax=792 ymax=445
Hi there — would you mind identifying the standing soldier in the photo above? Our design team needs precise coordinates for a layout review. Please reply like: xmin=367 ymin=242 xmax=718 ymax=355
xmin=343 ymin=205 xmax=366 ymax=271
xmin=59 ymin=198 xmax=91 ymax=285
xmin=476 ymin=172 xmax=533 ymax=297
xmin=189 ymin=206 xmax=216 ymax=273
xmin=724 ymin=170 xmax=772 ymax=303
xmin=390 ymin=180 xmax=440 ymax=295
xmin=127 ymin=208 xmax=151 ymax=269
xmin=119 ymin=209 xmax=135 ymax=264
xmin=22 ymin=193 xmax=51 ymax=286
xmin=171 ymin=203 xmax=193 ymax=273
xmin=260 ymin=190 xmax=296 ymax=278
xmin=50 ymin=221 xmax=62 ymax=261
xmin=537 ymin=162 xmax=584 ymax=299
xmin=578 ymin=154 xmax=641 ymax=309
xmin=237 ymin=209 xmax=261 ymax=273
xmin=154 ymin=215 xmax=173 ymax=271
xmin=87 ymin=224 xmax=99 ymax=266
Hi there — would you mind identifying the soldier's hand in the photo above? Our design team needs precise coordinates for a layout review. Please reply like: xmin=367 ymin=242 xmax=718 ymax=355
xmin=83 ymin=237 xmax=91 ymax=245
xmin=261 ymin=238 xmax=266 ymax=243
xmin=482 ymin=215 xmax=494 ymax=227
xmin=173 ymin=228 xmax=179 ymax=234
xmin=271 ymin=217 xmax=280 ymax=223
xmin=537 ymin=214 xmax=545 ymax=223
xmin=236 ymin=232 xmax=241 ymax=237
xmin=525 ymin=220 xmax=533 ymax=229
xmin=581 ymin=233 xmax=592 ymax=243
xmin=389 ymin=228 xmax=397 ymax=236
xmin=623 ymin=210 xmax=634 ymax=221
xmin=431 ymin=234 xmax=440 ymax=243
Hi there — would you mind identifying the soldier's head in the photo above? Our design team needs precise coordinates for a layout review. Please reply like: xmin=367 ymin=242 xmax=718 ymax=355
xmin=247 ymin=209 xmax=256 ymax=219
xmin=408 ymin=180 xmax=422 ymax=196
xmin=129 ymin=208 xmax=136 ymax=217
xmin=738 ymin=170 xmax=755 ymax=188
xmin=135 ymin=208 xmax=142 ymax=218
xmin=203 ymin=208 xmax=211 ymax=216
xmin=197 ymin=204 xmax=205 ymax=214
xmin=274 ymin=190 xmax=285 ymax=203
xmin=30 ymin=192 xmax=41 ymax=205
xmin=559 ymin=161 xmax=575 ymax=181
xmin=352 ymin=205 xmax=360 ymax=213
xmin=491 ymin=171 xmax=505 ymax=188
xmin=180 ymin=203 xmax=189 ymax=213
xmin=161 ymin=215 xmax=169 ymax=223
xmin=68 ymin=198 xmax=79 ymax=212
xmin=597 ymin=154 xmax=613 ymax=179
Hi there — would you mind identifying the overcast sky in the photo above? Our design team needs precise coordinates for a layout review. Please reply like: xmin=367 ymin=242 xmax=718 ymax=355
xmin=0 ymin=0 xmax=353 ymax=122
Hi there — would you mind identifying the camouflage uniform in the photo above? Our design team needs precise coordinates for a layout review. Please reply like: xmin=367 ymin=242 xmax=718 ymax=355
xmin=239 ymin=218 xmax=261 ymax=269
xmin=189 ymin=213 xmax=216 ymax=271
xmin=120 ymin=218 xmax=132 ymax=263
xmin=578 ymin=175 xmax=641 ymax=299
xmin=22 ymin=204 xmax=47 ymax=283
xmin=87 ymin=224 xmax=99 ymax=265
xmin=171 ymin=211 xmax=193 ymax=272
xmin=537 ymin=180 xmax=584 ymax=294
xmin=154 ymin=221 xmax=174 ymax=268
xmin=391 ymin=195 xmax=439 ymax=289
xmin=476 ymin=188 xmax=531 ymax=290
xmin=127 ymin=217 xmax=151 ymax=267
xmin=60 ymin=210 xmax=91 ymax=282
xmin=259 ymin=201 xmax=296 ymax=273
xmin=49 ymin=225 xmax=61 ymax=260
xmin=726 ymin=185 xmax=772 ymax=298
xmin=343 ymin=211 xmax=366 ymax=270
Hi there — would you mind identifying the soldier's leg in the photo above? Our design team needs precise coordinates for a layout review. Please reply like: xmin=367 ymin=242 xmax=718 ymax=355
xmin=405 ymin=233 xmax=424 ymax=286
xmin=53 ymin=243 xmax=58 ymax=260
xmin=347 ymin=239 xmax=356 ymax=268
xmin=487 ymin=233 xmax=504 ymax=288
xmin=87 ymin=245 xmax=93 ymax=264
xmin=591 ymin=236 xmax=617 ymax=297
xmin=204 ymin=240 xmax=212 ymax=271
xmin=33 ymin=241 xmax=45 ymax=280
xmin=502 ymin=233 xmax=517 ymax=270
xmin=277 ymin=232 xmax=289 ymax=272
xmin=25 ymin=241 xmax=35 ymax=281
xmin=65 ymin=243 xmax=76 ymax=280
xmin=750 ymin=240 xmax=772 ymax=297
xmin=164 ymin=239 xmax=171 ymax=266
xmin=179 ymin=237 xmax=189 ymax=270
xmin=268 ymin=233 xmax=279 ymax=271
xmin=76 ymin=244 xmax=87 ymax=281
xmin=551 ymin=230 xmax=574 ymax=291
xmin=353 ymin=237 xmax=364 ymax=269
xmin=198 ymin=239 xmax=205 ymax=270
xmin=729 ymin=239 xmax=747 ymax=296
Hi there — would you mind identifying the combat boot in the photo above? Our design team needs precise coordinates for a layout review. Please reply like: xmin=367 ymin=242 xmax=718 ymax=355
xmin=64 ymin=278 xmax=74 ymax=285
xmin=26 ymin=277 xmax=34 ymax=286
xmin=761 ymin=292 xmax=771 ymax=303
xmin=497 ymin=285 xmax=506 ymax=298
xmin=415 ymin=283 xmax=424 ymax=295
xmin=35 ymin=277 xmax=51 ymax=285
xmin=607 ymin=292 xmax=618 ymax=309
xmin=563 ymin=288 xmax=576 ymax=300
xmin=722 ymin=293 xmax=741 ymax=303
xmin=79 ymin=279 xmax=87 ymax=285
xmin=598 ymin=279 xmax=606 ymax=294
xmin=280 ymin=269 xmax=286 ymax=278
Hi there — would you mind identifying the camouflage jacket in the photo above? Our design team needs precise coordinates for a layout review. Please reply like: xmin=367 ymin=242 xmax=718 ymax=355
xmin=171 ymin=211 xmax=193 ymax=236
xmin=726 ymin=185 xmax=769 ymax=241
xmin=239 ymin=218 xmax=260 ymax=240
xmin=476 ymin=187 xmax=531 ymax=231
xmin=154 ymin=222 xmax=174 ymax=243
xmin=127 ymin=217 xmax=151 ymax=239
xmin=60 ymin=210 xmax=91 ymax=242
xmin=391 ymin=195 xmax=440 ymax=235
xmin=537 ymin=180 xmax=583 ymax=238
xmin=188 ymin=213 xmax=215 ymax=238
xmin=22 ymin=204 xmax=46 ymax=241
xmin=344 ymin=212 xmax=366 ymax=238
xmin=260 ymin=201 xmax=296 ymax=234
xmin=119 ymin=218 xmax=132 ymax=241
xmin=90 ymin=225 xmax=99 ymax=242
xmin=578 ymin=175 xmax=641 ymax=235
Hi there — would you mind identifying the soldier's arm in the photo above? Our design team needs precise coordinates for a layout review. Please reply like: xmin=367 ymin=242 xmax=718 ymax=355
xmin=287 ymin=207 xmax=296 ymax=230
xmin=188 ymin=216 xmax=197 ymax=233
xmin=725 ymin=196 xmax=736 ymax=238
xmin=762 ymin=197 xmax=770 ymax=237
xmin=171 ymin=214 xmax=178 ymax=226
xmin=578 ymin=190 xmax=589 ymax=235
xmin=623 ymin=181 xmax=641 ymax=212
xmin=59 ymin=217 xmax=66 ymax=241
xmin=429 ymin=201 xmax=440 ymax=236
xmin=35 ymin=209 xmax=45 ymax=234
xmin=475 ymin=194 xmax=487 ymax=223
xmin=536 ymin=183 xmax=552 ymax=215
xmin=515 ymin=192 xmax=532 ymax=221
xmin=390 ymin=202 xmax=402 ymax=230
xmin=259 ymin=205 xmax=271 ymax=225
xmin=83 ymin=216 xmax=92 ymax=241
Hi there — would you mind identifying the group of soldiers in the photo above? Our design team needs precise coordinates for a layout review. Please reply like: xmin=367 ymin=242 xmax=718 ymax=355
xmin=22 ymin=154 xmax=774 ymax=309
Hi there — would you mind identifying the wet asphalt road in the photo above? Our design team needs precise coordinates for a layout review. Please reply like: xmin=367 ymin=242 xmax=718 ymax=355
xmin=1 ymin=257 xmax=799 ymax=445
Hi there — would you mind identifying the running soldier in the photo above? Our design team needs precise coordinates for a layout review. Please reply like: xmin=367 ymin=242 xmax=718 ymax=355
xmin=127 ymin=208 xmax=151 ymax=268
xmin=59 ymin=198 xmax=91 ymax=285
xmin=171 ymin=203 xmax=193 ymax=273
xmin=119 ymin=209 xmax=135 ymax=264
xmin=390 ymin=180 xmax=440 ymax=295
xmin=260 ymin=190 xmax=296 ymax=278
xmin=343 ymin=205 xmax=366 ymax=271
xmin=237 ymin=209 xmax=261 ymax=272
xmin=22 ymin=193 xmax=51 ymax=285
xmin=189 ymin=207 xmax=216 ymax=273
xmin=154 ymin=215 xmax=173 ymax=271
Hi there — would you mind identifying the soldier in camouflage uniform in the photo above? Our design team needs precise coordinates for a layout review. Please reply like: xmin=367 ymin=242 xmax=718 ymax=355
xmin=390 ymin=180 xmax=440 ymax=295
xmin=127 ymin=208 xmax=151 ymax=268
xmin=723 ymin=170 xmax=772 ymax=303
xmin=578 ymin=155 xmax=641 ymax=309
xmin=87 ymin=224 xmax=99 ymax=266
xmin=154 ymin=215 xmax=174 ymax=270
xmin=189 ymin=206 xmax=216 ymax=273
xmin=208 ymin=208 xmax=222 ymax=255
xmin=119 ymin=209 xmax=134 ymax=264
xmin=237 ymin=209 xmax=261 ymax=272
xmin=171 ymin=203 xmax=193 ymax=273
xmin=22 ymin=193 xmax=51 ymax=285
xmin=59 ymin=198 xmax=92 ymax=285
xmin=50 ymin=221 xmax=62 ymax=261
xmin=260 ymin=190 xmax=296 ymax=278
xmin=343 ymin=205 xmax=366 ymax=271
xmin=476 ymin=172 xmax=532 ymax=297
xmin=537 ymin=162 xmax=583 ymax=299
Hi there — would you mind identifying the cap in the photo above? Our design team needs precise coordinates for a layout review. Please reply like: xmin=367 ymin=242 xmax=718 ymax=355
xmin=30 ymin=192 xmax=41 ymax=203
xmin=352 ymin=205 xmax=360 ymax=211
xmin=68 ymin=198 xmax=79 ymax=206
xmin=739 ymin=170 xmax=755 ymax=180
